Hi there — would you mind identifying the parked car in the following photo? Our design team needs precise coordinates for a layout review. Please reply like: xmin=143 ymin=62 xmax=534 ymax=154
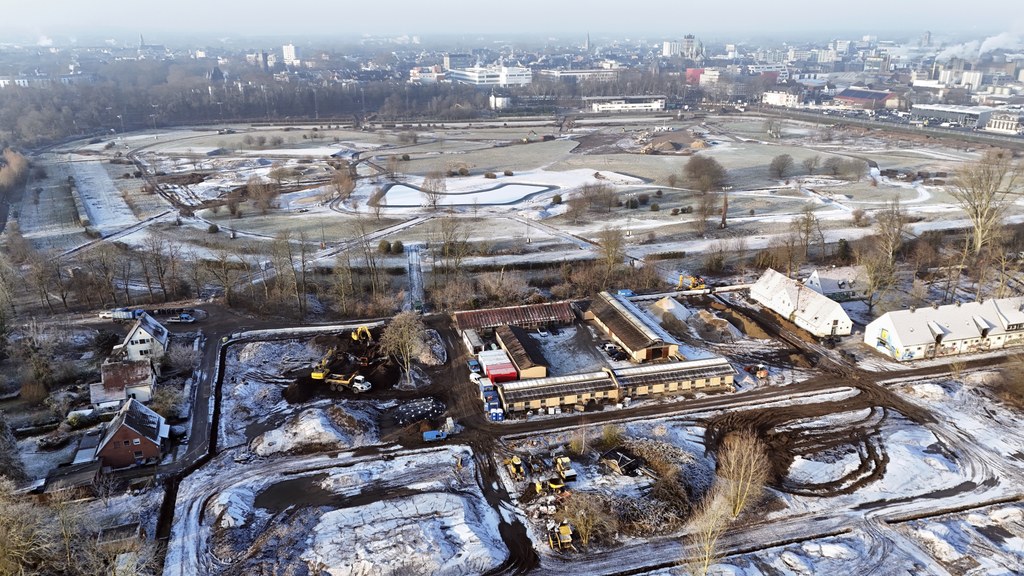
xmin=467 ymin=359 xmax=482 ymax=374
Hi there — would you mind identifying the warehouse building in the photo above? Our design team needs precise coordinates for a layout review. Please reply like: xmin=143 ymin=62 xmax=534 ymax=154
xmin=498 ymin=371 xmax=619 ymax=413
xmin=910 ymin=104 xmax=994 ymax=128
xmin=833 ymin=86 xmax=900 ymax=110
xmin=750 ymin=268 xmax=852 ymax=338
xmin=865 ymin=297 xmax=1024 ymax=361
xmin=454 ymin=301 xmax=576 ymax=333
xmin=496 ymin=358 xmax=735 ymax=414
xmin=614 ymin=358 xmax=735 ymax=398
xmin=495 ymin=325 xmax=548 ymax=379
xmin=586 ymin=291 xmax=680 ymax=362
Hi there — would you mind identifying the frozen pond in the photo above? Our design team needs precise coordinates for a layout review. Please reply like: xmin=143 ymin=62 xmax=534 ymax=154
xmin=383 ymin=182 xmax=553 ymax=207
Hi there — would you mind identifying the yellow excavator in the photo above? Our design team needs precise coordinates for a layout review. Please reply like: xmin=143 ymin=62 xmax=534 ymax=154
xmin=311 ymin=347 xmax=337 ymax=380
xmin=677 ymin=274 xmax=706 ymax=291
xmin=351 ymin=326 xmax=374 ymax=366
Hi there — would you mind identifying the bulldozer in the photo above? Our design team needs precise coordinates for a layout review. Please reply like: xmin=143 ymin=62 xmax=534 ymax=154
xmin=677 ymin=274 xmax=707 ymax=290
xmin=547 ymin=520 xmax=577 ymax=552
xmin=505 ymin=456 xmax=526 ymax=481
xmin=554 ymin=456 xmax=578 ymax=482
xmin=311 ymin=347 xmax=337 ymax=380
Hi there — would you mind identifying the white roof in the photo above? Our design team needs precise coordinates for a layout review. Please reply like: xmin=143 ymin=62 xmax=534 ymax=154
xmin=750 ymin=268 xmax=851 ymax=333
xmin=807 ymin=265 xmax=867 ymax=295
xmin=871 ymin=297 xmax=1024 ymax=348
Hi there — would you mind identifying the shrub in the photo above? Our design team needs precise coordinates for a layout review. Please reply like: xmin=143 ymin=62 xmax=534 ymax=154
xmin=626 ymin=198 xmax=639 ymax=209
xmin=504 ymin=170 xmax=514 ymax=176
xmin=378 ymin=239 xmax=391 ymax=254
xmin=638 ymin=193 xmax=650 ymax=205
xmin=671 ymin=208 xmax=680 ymax=215
xmin=681 ymin=205 xmax=693 ymax=214
xmin=402 ymin=154 xmax=410 ymax=161
xmin=390 ymin=240 xmax=405 ymax=254
xmin=458 ymin=167 xmax=469 ymax=176
xmin=484 ymin=172 xmax=497 ymax=179
xmin=551 ymin=194 xmax=562 ymax=205
xmin=650 ymin=203 xmax=660 ymax=211
xmin=655 ymin=189 xmax=663 ymax=197
xmin=207 ymin=223 xmax=219 ymax=233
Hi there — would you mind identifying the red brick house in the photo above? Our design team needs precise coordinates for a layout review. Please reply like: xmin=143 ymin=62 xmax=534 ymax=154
xmin=95 ymin=399 xmax=169 ymax=469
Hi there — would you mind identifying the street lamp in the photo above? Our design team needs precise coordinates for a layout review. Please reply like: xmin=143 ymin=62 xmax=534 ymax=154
xmin=116 ymin=114 xmax=125 ymax=136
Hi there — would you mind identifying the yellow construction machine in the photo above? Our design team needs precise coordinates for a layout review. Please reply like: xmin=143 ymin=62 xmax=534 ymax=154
xmin=505 ymin=456 xmax=526 ymax=481
xmin=547 ymin=520 xmax=577 ymax=551
xmin=677 ymin=274 xmax=706 ymax=290
xmin=311 ymin=347 xmax=337 ymax=380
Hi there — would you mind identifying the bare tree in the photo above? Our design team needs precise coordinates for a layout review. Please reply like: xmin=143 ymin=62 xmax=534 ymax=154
xmin=791 ymin=205 xmax=824 ymax=261
xmin=558 ymin=492 xmax=619 ymax=549
xmin=370 ymin=186 xmax=387 ymax=220
xmin=565 ymin=194 xmax=588 ymax=224
xmin=875 ymin=197 xmax=908 ymax=263
xmin=769 ymin=154 xmax=794 ymax=179
xmin=330 ymin=168 xmax=355 ymax=202
xmin=597 ymin=227 xmax=626 ymax=286
xmin=716 ymin=430 xmax=770 ymax=518
xmin=858 ymin=246 xmax=898 ymax=312
xmin=682 ymin=490 xmax=731 ymax=576
xmin=685 ymin=156 xmax=727 ymax=193
xmin=422 ymin=169 xmax=447 ymax=211
xmin=950 ymin=150 xmax=1023 ymax=256
xmin=802 ymin=155 xmax=820 ymax=175
xmin=379 ymin=311 xmax=427 ymax=384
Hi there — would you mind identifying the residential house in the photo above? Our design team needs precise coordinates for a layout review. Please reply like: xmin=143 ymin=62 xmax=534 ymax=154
xmin=90 ymin=359 xmax=156 ymax=411
xmin=111 ymin=312 xmax=169 ymax=368
xmin=864 ymin=297 xmax=1024 ymax=361
xmin=804 ymin=266 xmax=869 ymax=302
xmin=95 ymin=399 xmax=169 ymax=469
xmin=750 ymin=268 xmax=853 ymax=338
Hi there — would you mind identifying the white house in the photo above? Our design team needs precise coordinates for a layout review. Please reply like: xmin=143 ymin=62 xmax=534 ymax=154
xmin=90 ymin=359 xmax=156 ymax=411
xmin=111 ymin=312 xmax=169 ymax=365
xmin=749 ymin=268 xmax=853 ymax=338
xmin=804 ymin=266 xmax=869 ymax=302
xmin=762 ymin=91 xmax=800 ymax=108
xmin=864 ymin=297 xmax=1024 ymax=361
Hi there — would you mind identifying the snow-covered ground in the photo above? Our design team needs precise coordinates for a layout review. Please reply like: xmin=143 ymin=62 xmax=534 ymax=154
xmin=384 ymin=182 xmax=550 ymax=207
xmin=165 ymin=445 xmax=507 ymax=576
xmin=70 ymin=160 xmax=139 ymax=235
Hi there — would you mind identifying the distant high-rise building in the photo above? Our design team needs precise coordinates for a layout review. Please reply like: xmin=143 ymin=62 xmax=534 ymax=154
xmin=682 ymin=34 xmax=704 ymax=61
xmin=584 ymin=33 xmax=591 ymax=52
xmin=282 ymin=43 xmax=299 ymax=66
xmin=443 ymin=53 xmax=475 ymax=70
xmin=920 ymin=31 xmax=932 ymax=48
xmin=662 ymin=41 xmax=681 ymax=57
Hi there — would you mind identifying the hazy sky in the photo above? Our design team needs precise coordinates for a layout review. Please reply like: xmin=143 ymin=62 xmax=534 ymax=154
xmin=1 ymin=0 xmax=1015 ymax=44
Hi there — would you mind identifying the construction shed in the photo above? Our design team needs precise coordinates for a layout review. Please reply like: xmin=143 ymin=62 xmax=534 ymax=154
xmin=495 ymin=325 xmax=548 ymax=379
xmin=613 ymin=358 xmax=735 ymax=398
xmin=585 ymin=291 xmax=679 ymax=362
xmin=454 ymin=301 xmax=576 ymax=332
xmin=497 ymin=371 xmax=618 ymax=413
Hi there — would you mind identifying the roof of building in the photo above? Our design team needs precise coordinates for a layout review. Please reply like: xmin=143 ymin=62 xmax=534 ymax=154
xmin=454 ymin=301 xmax=576 ymax=331
xmin=750 ymin=268 xmax=851 ymax=331
xmin=43 ymin=461 xmax=101 ymax=493
xmin=871 ymin=297 xmax=1024 ymax=348
xmin=912 ymin=103 xmax=995 ymax=115
xmin=835 ymin=87 xmax=895 ymax=101
xmin=117 ymin=312 xmax=169 ymax=354
xmin=613 ymin=358 xmax=734 ymax=389
xmin=590 ymin=292 xmax=677 ymax=353
xmin=92 ymin=360 xmax=153 ymax=405
xmin=807 ymin=265 xmax=867 ymax=295
xmin=96 ymin=399 xmax=168 ymax=455
xmin=499 ymin=371 xmax=615 ymax=405
xmin=495 ymin=325 xmax=548 ymax=371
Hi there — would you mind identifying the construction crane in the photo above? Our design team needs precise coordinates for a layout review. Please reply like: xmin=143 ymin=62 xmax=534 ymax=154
xmin=677 ymin=274 xmax=706 ymax=290
xmin=311 ymin=347 xmax=337 ymax=380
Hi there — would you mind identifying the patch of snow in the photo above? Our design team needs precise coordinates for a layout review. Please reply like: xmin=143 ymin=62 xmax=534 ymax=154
xmin=249 ymin=405 xmax=377 ymax=457
xmin=208 ymin=487 xmax=254 ymax=529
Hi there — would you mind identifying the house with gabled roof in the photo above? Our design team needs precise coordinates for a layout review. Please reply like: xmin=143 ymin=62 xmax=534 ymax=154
xmin=90 ymin=359 xmax=156 ymax=411
xmin=111 ymin=312 xmax=169 ymax=369
xmin=585 ymin=291 xmax=679 ymax=362
xmin=750 ymin=268 xmax=852 ymax=338
xmin=95 ymin=399 xmax=169 ymax=469
xmin=864 ymin=297 xmax=1024 ymax=361
xmin=804 ymin=265 xmax=869 ymax=302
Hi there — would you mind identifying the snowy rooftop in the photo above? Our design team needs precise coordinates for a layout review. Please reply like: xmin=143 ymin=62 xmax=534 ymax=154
xmin=869 ymin=297 xmax=1024 ymax=347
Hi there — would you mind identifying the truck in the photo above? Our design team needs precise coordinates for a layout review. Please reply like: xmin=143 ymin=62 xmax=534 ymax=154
xmin=324 ymin=373 xmax=371 ymax=393
xmin=422 ymin=417 xmax=455 ymax=442
xmin=166 ymin=313 xmax=196 ymax=324
xmin=100 ymin=308 xmax=143 ymax=322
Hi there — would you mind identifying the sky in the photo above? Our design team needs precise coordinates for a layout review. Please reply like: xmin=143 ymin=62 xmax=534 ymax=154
xmin=0 ymin=0 xmax=1014 ymax=44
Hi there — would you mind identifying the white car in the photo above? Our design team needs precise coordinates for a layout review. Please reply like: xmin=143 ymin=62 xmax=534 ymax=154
xmin=537 ymin=328 xmax=550 ymax=337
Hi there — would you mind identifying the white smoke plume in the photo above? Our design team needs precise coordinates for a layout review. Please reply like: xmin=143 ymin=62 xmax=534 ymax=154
xmin=937 ymin=32 xmax=1024 ymax=61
